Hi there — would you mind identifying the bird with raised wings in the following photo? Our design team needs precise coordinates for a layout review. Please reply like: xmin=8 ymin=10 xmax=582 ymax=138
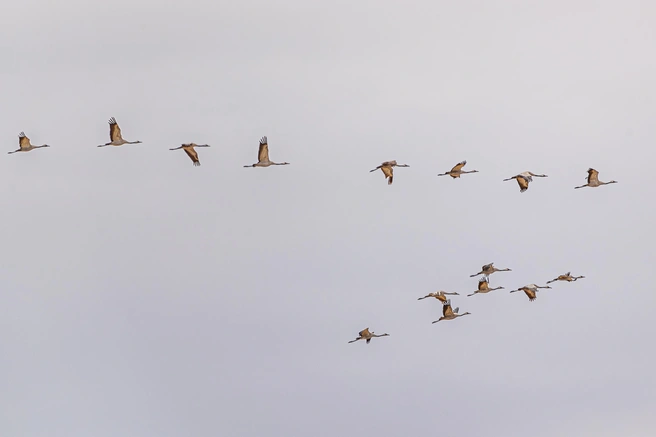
xmin=98 ymin=117 xmax=142 ymax=147
xmin=467 ymin=276 xmax=504 ymax=297
xmin=348 ymin=328 xmax=390 ymax=344
xmin=437 ymin=160 xmax=478 ymax=178
xmin=469 ymin=263 xmax=512 ymax=278
xmin=509 ymin=284 xmax=551 ymax=301
xmin=244 ymin=136 xmax=289 ymax=167
xmin=369 ymin=160 xmax=409 ymax=185
xmin=432 ymin=299 xmax=471 ymax=323
xmin=170 ymin=143 xmax=210 ymax=166
xmin=503 ymin=171 xmax=547 ymax=193
xmin=574 ymin=168 xmax=617 ymax=189
xmin=8 ymin=132 xmax=50 ymax=154
xmin=417 ymin=290 xmax=459 ymax=303
xmin=546 ymin=272 xmax=585 ymax=284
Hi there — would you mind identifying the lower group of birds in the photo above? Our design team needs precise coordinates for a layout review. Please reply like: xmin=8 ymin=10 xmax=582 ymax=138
xmin=10 ymin=117 xmax=618 ymax=191
xmin=349 ymin=263 xmax=586 ymax=345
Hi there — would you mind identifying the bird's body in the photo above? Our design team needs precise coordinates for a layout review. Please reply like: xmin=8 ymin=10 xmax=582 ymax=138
xmin=546 ymin=272 xmax=585 ymax=284
xmin=432 ymin=299 xmax=471 ymax=323
xmin=98 ymin=117 xmax=142 ymax=147
xmin=369 ymin=160 xmax=410 ymax=185
xmin=470 ymin=263 xmax=512 ymax=278
xmin=509 ymin=284 xmax=551 ymax=301
xmin=575 ymin=168 xmax=617 ymax=189
xmin=438 ymin=160 xmax=478 ymax=178
xmin=170 ymin=143 xmax=210 ymax=166
xmin=503 ymin=171 xmax=547 ymax=192
xmin=244 ymin=136 xmax=289 ymax=167
xmin=8 ymin=132 xmax=50 ymax=154
xmin=348 ymin=328 xmax=390 ymax=344
xmin=467 ymin=276 xmax=504 ymax=297
xmin=418 ymin=290 xmax=459 ymax=303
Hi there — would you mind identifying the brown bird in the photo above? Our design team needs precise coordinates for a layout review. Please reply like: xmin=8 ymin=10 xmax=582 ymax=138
xmin=509 ymin=284 xmax=551 ymax=301
xmin=98 ymin=117 xmax=142 ymax=147
xmin=348 ymin=328 xmax=390 ymax=344
xmin=546 ymin=272 xmax=585 ymax=284
xmin=369 ymin=160 xmax=410 ymax=185
xmin=574 ymin=168 xmax=617 ymax=189
xmin=432 ymin=299 xmax=471 ymax=323
xmin=467 ymin=276 xmax=504 ymax=297
xmin=169 ymin=143 xmax=210 ymax=166
xmin=244 ymin=136 xmax=289 ymax=167
xmin=437 ymin=160 xmax=478 ymax=178
xmin=503 ymin=171 xmax=547 ymax=193
xmin=469 ymin=263 xmax=512 ymax=278
xmin=8 ymin=132 xmax=50 ymax=154
xmin=417 ymin=291 xmax=459 ymax=303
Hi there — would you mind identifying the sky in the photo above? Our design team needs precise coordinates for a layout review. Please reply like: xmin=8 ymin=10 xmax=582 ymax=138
xmin=1 ymin=1 xmax=655 ymax=436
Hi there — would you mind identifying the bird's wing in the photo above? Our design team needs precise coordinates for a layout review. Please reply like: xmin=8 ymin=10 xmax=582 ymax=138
xmin=258 ymin=136 xmax=269 ymax=162
xmin=587 ymin=168 xmax=599 ymax=184
xmin=381 ymin=166 xmax=393 ymax=179
xmin=108 ymin=117 xmax=123 ymax=141
xmin=18 ymin=132 xmax=30 ymax=149
xmin=183 ymin=147 xmax=200 ymax=165
xmin=358 ymin=328 xmax=370 ymax=337
xmin=381 ymin=160 xmax=397 ymax=167
xmin=451 ymin=160 xmax=466 ymax=172
xmin=478 ymin=277 xmax=489 ymax=291
xmin=443 ymin=303 xmax=454 ymax=317
xmin=517 ymin=176 xmax=529 ymax=191
xmin=482 ymin=263 xmax=493 ymax=271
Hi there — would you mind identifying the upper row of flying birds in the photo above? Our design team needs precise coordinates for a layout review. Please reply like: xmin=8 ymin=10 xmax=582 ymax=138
xmin=8 ymin=117 xmax=619 ymax=192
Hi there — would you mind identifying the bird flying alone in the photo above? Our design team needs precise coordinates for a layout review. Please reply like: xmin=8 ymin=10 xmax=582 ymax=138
xmin=503 ymin=171 xmax=548 ymax=193
xmin=509 ymin=284 xmax=551 ymax=301
xmin=432 ymin=299 xmax=471 ymax=323
xmin=575 ymin=168 xmax=617 ymax=189
xmin=438 ymin=160 xmax=478 ymax=178
xmin=170 ymin=143 xmax=210 ymax=166
xmin=546 ymin=272 xmax=585 ymax=284
xmin=244 ymin=136 xmax=289 ymax=167
xmin=8 ymin=132 xmax=50 ymax=154
xmin=370 ymin=160 xmax=410 ymax=185
xmin=98 ymin=117 xmax=142 ymax=147
xmin=469 ymin=263 xmax=512 ymax=278
xmin=348 ymin=328 xmax=390 ymax=344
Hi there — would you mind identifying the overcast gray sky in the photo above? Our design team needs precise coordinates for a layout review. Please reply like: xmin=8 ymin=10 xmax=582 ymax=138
xmin=1 ymin=1 xmax=655 ymax=436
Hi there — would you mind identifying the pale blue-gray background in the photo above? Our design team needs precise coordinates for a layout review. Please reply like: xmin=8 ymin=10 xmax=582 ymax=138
xmin=1 ymin=1 xmax=655 ymax=436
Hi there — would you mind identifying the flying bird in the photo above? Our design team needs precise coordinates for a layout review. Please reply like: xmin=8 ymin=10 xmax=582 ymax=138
xmin=169 ymin=143 xmax=210 ymax=166
xmin=509 ymin=284 xmax=551 ymax=301
xmin=8 ymin=132 xmax=50 ymax=154
xmin=503 ymin=171 xmax=548 ymax=193
xmin=467 ymin=276 xmax=504 ymax=297
xmin=369 ymin=160 xmax=410 ymax=185
xmin=574 ymin=168 xmax=617 ymax=189
xmin=348 ymin=328 xmax=390 ymax=344
xmin=244 ymin=136 xmax=289 ymax=167
xmin=98 ymin=117 xmax=142 ymax=147
xmin=546 ymin=272 xmax=585 ymax=284
xmin=432 ymin=299 xmax=471 ymax=323
xmin=417 ymin=291 xmax=459 ymax=303
xmin=469 ymin=263 xmax=512 ymax=278
xmin=437 ymin=160 xmax=478 ymax=178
